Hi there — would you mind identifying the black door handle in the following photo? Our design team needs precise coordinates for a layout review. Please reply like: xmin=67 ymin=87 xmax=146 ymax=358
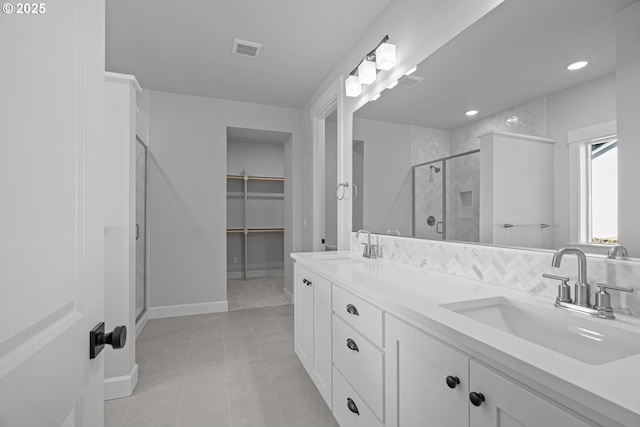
xmin=346 ymin=304 xmax=359 ymax=316
xmin=346 ymin=338 xmax=359 ymax=352
xmin=90 ymin=322 xmax=127 ymax=359
xmin=347 ymin=398 xmax=359 ymax=415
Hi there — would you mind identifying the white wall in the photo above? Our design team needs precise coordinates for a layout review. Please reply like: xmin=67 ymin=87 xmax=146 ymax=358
xmin=353 ymin=117 xmax=412 ymax=235
xmin=479 ymin=131 xmax=555 ymax=249
xmin=104 ymin=74 xmax=139 ymax=399
xmin=616 ymin=1 xmax=640 ymax=257
xmin=148 ymin=91 xmax=302 ymax=314
xmin=227 ymin=140 xmax=284 ymax=177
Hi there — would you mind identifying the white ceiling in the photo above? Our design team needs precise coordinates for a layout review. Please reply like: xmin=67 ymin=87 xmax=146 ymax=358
xmin=355 ymin=0 xmax=637 ymax=130
xmin=106 ymin=0 xmax=391 ymax=108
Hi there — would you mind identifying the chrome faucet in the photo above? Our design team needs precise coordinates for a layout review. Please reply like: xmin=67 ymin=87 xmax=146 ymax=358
xmin=543 ymin=246 xmax=634 ymax=319
xmin=355 ymin=229 xmax=377 ymax=258
xmin=608 ymin=244 xmax=628 ymax=259
xmin=551 ymin=247 xmax=590 ymax=307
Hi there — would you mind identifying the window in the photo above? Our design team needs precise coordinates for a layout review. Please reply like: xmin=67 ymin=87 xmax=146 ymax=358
xmin=589 ymin=139 xmax=618 ymax=243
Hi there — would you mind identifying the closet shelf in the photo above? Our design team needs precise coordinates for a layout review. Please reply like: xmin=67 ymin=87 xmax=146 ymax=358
xmin=227 ymin=191 xmax=284 ymax=199
xmin=227 ymin=174 xmax=284 ymax=182
xmin=227 ymin=228 xmax=284 ymax=234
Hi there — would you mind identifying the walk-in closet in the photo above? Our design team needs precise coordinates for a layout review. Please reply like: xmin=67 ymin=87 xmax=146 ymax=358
xmin=226 ymin=127 xmax=290 ymax=310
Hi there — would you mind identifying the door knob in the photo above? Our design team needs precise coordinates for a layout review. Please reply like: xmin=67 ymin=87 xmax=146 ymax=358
xmin=446 ymin=375 xmax=460 ymax=389
xmin=469 ymin=391 xmax=485 ymax=407
xmin=90 ymin=322 xmax=127 ymax=359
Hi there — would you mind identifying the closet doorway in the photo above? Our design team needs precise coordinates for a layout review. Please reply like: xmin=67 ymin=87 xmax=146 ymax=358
xmin=226 ymin=127 xmax=291 ymax=310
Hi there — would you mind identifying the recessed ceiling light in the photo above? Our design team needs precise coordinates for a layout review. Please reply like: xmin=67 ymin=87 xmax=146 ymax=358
xmin=466 ymin=110 xmax=478 ymax=117
xmin=405 ymin=66 xmax=417 ymax=76
xmin=567 ymin=60 xmax=588 ymax=71
xmin=387 ymin=80 xmax=398 ymax=89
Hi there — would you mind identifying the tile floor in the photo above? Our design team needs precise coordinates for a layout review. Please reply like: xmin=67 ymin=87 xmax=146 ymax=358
xmin=105 ymin=304 xmax=339 ymax=427
xmin=227 ymin=276 xmax=289 ymax=311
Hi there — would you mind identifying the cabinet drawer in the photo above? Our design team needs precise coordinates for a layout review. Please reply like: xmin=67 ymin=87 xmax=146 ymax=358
xmin=333 ymin=285 xmax=384 ymax=347
xmin=333 ymin=367 xmax=383 ymax=427
xmin=333 ymin=314 xmax=384 ymax=419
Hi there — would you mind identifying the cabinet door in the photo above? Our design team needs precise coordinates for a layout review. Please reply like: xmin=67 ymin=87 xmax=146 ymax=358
xmin=312 ymin=271 xmax=333 ymax=408
xmin=469 ymin=361 xmax=596 ymax=427
xmin=386 ymin=315 xmax=470 ymax=427
xmin=294 ymin=264 xmax=313 ymax=370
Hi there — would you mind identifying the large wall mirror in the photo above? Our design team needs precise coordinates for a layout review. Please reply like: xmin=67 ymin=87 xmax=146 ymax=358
xmin=352 ymin=0 xmax=640 ymax=260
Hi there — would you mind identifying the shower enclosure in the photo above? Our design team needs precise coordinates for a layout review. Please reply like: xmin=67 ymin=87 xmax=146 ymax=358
xmin=412 ymin=149 xmax=480 ymax=242
xmin=135 ymin=136 xmax=148 ymax=322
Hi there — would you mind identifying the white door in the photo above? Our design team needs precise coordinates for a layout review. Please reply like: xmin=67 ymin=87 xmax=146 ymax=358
xmin=385 ymin=315 xmax=470 ymax=427
xmin=469 ymin=361 xmax=595 ymax=427
xmin=0 ymin=1 xmax=105 ymax=426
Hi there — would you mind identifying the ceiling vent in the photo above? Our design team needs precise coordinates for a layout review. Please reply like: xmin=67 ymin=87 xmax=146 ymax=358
xmin=398 ymin=75 xmax=424 ymax=88
xmin=232 ymin=39 xmax=262 ymax=58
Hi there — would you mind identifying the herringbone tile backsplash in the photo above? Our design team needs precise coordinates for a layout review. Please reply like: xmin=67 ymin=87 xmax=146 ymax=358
xmin=351 ymin=233 xmax=640 ymax=317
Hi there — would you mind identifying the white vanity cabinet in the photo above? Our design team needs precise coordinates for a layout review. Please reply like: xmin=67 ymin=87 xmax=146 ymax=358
xmin=469 ymin=361 xmax=595 ymax=427
xmin=293 ymin=263 xmax=332 ymax=407
xmin=386 ymin=314 xmax=596 ymax=427
xmin=385 ymin=314 xmax=470 ymax=427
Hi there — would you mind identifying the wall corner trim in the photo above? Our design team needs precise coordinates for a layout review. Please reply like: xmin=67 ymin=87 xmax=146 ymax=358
xmin=282 ymin=287 xmax=293 ymax=304
xmin=147 ymin=301 xmax=229 ymax=319
xmin=104 ymin=363 xmax=139 ymax=401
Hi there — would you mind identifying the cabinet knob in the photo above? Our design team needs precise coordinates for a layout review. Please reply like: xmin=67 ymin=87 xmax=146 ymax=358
xmin=469 ymin=392 xmax=485 ymax=407
xmin=302 ymin=278 xmax=311 ymax=286
xmin=446 ymin=375 xmax=460 ymax=389
xmin=347 ymin=398 xmax=359 ymax=415
xmin=346 ymin=304 xmax=359 ymax=316
xmin=346 ymin=338 xmax=359 ymax=352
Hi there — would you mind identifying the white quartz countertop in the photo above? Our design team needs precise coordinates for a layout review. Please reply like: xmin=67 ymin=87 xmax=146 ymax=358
xmin=291 ymin=251 xmax=640 ymax=426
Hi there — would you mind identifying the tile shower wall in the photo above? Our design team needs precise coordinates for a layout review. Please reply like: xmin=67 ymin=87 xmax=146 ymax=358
xmin=351 ymin=233 xmax=640 ymax=317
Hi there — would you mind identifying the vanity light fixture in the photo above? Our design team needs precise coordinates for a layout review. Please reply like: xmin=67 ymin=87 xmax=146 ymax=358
xmin=345 ymin=35 xmax=396 ymax=97
xmin=358 ymin=60 xmax=377 ymax=85
xmin=466 ymin=110 xmax=479 ymax=116
xmin=567 ymin=60 xmax=589 ymax=71
xmin=387 ymin=80 xmax=398 ymax=90
xmin=405 ymin=66 xmax=417 ymax=76
xmin=345 ymin=75 xmax=363 ymax=97
xmin=370 ymin=93 xmax=381 ymax=102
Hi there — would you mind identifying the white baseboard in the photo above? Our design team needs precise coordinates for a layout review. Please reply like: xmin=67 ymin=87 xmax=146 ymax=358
xmin=283 ymin=287 xmax=293 ymax=303
xmin=227 ymin=269 xmax=285 ymax=280
xmin=147 ymin=300 xmax=228 ymax=319
xmin=104 ymin=363 xmax=138 ymax=401
xmin=135 ymin=311 xmax=149 ymax=339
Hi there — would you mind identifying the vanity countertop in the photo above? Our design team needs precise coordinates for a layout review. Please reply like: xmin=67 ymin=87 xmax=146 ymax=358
xmin=291 ymin=251 xmax=640 ymax=426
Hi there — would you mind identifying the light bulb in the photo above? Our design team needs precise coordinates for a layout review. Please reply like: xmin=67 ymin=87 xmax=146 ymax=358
xmin=387 ymin=80 xmax=398 ymax=90
xmin=358 ymin=60 xmax=377 ymax=85
xmin=345 ymin=75 xmax=362 ymax=97
xmin=375 ymin=42 xmax=396 ymax=70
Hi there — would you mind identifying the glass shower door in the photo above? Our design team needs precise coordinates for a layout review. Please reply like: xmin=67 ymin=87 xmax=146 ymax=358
xmin=413 ymin=160 xmax=445 ymax=240
xmin=135 ymin=137 xmax=148 ymax=322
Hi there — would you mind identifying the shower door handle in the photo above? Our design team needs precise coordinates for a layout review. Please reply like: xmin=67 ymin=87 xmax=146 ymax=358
xmin=135 ymin=223 xmax=140 ymax=240
xmin=436 ymin=222 xmax=443 ymax=235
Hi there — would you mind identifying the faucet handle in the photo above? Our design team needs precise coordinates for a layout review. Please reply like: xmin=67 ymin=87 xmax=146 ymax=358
xmin=543 ymin=274 xmax=572 ymax=303
xmin=594 ymin=283 xmax=634 ymax=314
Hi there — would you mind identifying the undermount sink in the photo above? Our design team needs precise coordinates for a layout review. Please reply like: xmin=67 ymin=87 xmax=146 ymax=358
xmin=441 ymin=297 xmax=640 ymax=365
xmin=312 ymin=253 xmax=369 ymax=265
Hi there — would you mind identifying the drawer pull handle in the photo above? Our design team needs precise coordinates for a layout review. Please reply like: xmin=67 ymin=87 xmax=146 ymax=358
xmin=446 ymin=376 xmax=460 ymax=389
xmin=470 ymin=392 xmax=485 ymax=407
xmin=347 ymin=398 xmax=360 ymax=415
xmin=346 ymin=304 xmax=359 ymax=316
xmin=346 ymin=338 xmax=359 ymax=352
